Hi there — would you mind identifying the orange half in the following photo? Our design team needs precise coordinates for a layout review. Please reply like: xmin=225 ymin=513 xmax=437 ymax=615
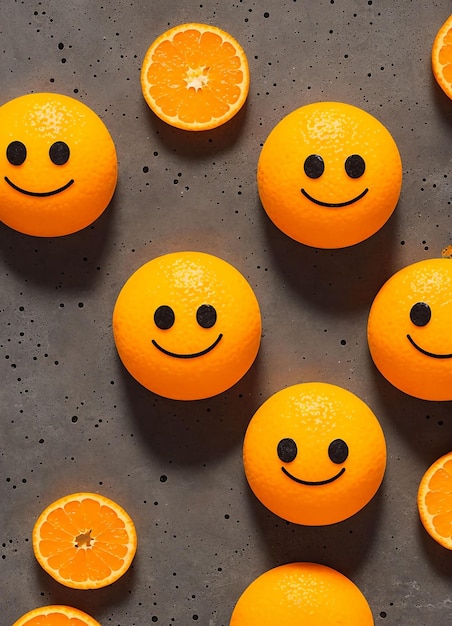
xmin=418 ymin=452 xmax=452 ymax=549
xmin=141 ymin=23 xmax=249 ymax=130
xmin=32 ymin=492 xmax=137 ymax=589
xmin=13 ymin=605 xmax=101 ymax=626
xmin=432 ymin=14 xmax=452 ymax=99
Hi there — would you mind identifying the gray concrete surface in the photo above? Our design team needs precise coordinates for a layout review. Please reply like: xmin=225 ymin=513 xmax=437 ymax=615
xmin=1 ymin=1 xmax=452 ymax=624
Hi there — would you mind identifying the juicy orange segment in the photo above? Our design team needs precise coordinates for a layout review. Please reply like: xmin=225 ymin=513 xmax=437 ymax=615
xmin=32 ymin=492 xmax=137 ymax=589
xmin=418 ymin=452 xmax=452 ymax=549
xmin=432 ymin=14 xmax=452 ymax=99
xmin=140 ymin=23 xmax=249 ymax=130
xmin=13 ymin=604 xmax=101 ymax=626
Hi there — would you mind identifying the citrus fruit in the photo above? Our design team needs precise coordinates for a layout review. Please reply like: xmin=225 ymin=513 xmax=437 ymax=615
xmin=229 ymin=562 xmax=374 ymax=625
xmin=432 ymin=14 xmax=452 ymax=100
xmin=243 ymin=382 xmax=386 ymax=526
xmin=257 ymin=101 xmax=402 ymax=248
xmin=418 ymin=451 xmax=452 ymax=549
xmin=113 ymin=251 xmax=261 ymax=400
xmin=32 ymin=492 xmax=137 ymax=589
xmin=140 ymin=23 xmax=249 ymax=131
xmin=367 ymin=257 xmax=452 ymax=401
xmin=0 ymin=92 xmax=117 ymax=237
xmin=13 ymin=605 xmax=101 ymax=626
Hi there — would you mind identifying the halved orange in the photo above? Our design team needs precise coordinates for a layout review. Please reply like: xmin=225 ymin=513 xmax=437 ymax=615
xmin=417 ymin=452 xmax=452 ymax=549
xmin=140 ymin=23 xmax=249 ymax=131
xmin=13 ymin=605 xmax=101 ymax=626
xmin=432 ymin=14 xmax=452 ymax=99
xmin=32 ymin=492 xmax=137 ymax=589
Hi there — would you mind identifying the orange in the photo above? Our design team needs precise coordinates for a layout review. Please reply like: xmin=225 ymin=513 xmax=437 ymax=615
xmin=367 ymin=257 xmax=452 ymax=401
xmin=32 ymin=492 xmax=137 ymax=589
xmin=13 ymin=605 xmax=101 ymax=626
xmin=418 ymin=452 xmax=452 ymax=549
xmin=229 ymin=562 xmax=374 ymax=625
xmin=243 ymin=382 xmax=386 ymax=526
xmin=257 ymin=101 xmax=402 ymax=248
xmin=0 ymin=92 xmax=117 ymax=237
xmin=113 ymin=251 xmax=261 ymax=400
xmin=432 ymin=14 xmax=452 ymax=100
xmin=140 ymin=23 xmax=249 ymax=131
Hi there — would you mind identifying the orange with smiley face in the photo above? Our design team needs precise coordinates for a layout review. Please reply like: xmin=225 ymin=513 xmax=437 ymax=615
xmin=112 ymin=251 xmax=262 ymax=400
xmin=257 ymin=101 xmax=402 ymax=248
xmin=368 ymin=257 xmax=452 ymax=401
xmin=0 ymin=92 xmax=117 ymax=237
xmin=243 ymin=382 xmax=386 ymax=525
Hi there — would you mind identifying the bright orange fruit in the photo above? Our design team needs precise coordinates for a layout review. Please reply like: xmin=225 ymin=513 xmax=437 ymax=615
xmin=229 ymin=562 xmax=374 ymax=625
xmin=257 ymin=101 xmax=402 ymax=248
xmin=243 ymin=382 xmax=386 ymax=526
xmin=418 ymin=452 xmax=452 ymax=550
xmin=113 ymin=251 xmax=261 ymax=400
xmin=32 ymin=492 xmax=137 ymax=589
xmin=367 ymin=257 xmax=452 ymax=401
xmin=0 ymin=93 xmax=117 ymax=237
xmin=432 ymin=14 xmax=452 ymax=99
xmin=13 ymin=605 xmax=101 ymax=626
xmin=141 ymin=23 xmax=249 ymax=131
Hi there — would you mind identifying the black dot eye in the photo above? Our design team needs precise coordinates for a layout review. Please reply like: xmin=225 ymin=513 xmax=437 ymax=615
xmin=154 ymin=305 xmax=175 ymax=330
xmin=49 ymin=141 xmax=70 ymax=165
xmin=345 ymin=154 xmax=365 ymax=178
xmin=277 ymin=438 xmax=298 ymax=463
xmin=304 ymin=154 xmax=324 ymax=179
xmin=410 ymin=302 xmax=431 ymax=327
xmin=196 ymin=304 xmax=217 ymax=329
xmin=6 ymin=141 xmax=27 ymax=165
xmin=328 ymin=439 xmax=349 ymax=464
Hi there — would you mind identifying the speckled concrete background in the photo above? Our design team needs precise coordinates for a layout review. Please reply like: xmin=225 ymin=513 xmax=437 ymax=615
xmin=2 ymin=1 xmax=452 ymax=625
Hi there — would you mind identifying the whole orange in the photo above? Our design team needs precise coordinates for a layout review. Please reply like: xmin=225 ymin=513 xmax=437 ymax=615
xmin=113 ymin=251 xmax=261 ymax=400
xmin=257 ymin=101 xmax=402 ymax=248
xmin=0 ymin=92 xmax=117 ymax=237
xmin=229 ymin=562 xmax=374 ymax=626
xmin=243 ymin=382 xmax=386 ymax=525
xmin=367 ymin=257 xmax=452 ymax=401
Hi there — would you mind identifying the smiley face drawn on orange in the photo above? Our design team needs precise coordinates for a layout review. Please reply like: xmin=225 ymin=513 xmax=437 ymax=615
xmin=243 ymin=382 xmax=386 ymax=526
xmin=257 ymin=102 xmax=402 ymax=248
xmin=113 ymin=251 xmax=262 ymax=401
xmin=0 ymin=92 xmax=117 ymax=237
xmin=368 ymin=258 xmax=452 ymax=401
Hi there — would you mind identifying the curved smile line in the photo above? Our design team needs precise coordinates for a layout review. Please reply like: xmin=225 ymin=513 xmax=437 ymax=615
xmin=407 ymin=334 xmax=452 ymax=359
xmin=281 ymin=466 xmax=346 ymax=485
xmin=152 ymin=333 xmax=223 ymax=359
xmin=301 ymin=187 xmax=369 ymax=207
xmin=5 ymin=176 xmax=75 ymax=197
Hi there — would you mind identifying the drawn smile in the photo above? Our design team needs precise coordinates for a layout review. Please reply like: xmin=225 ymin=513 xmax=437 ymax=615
xmin=152 ymin=333 xmax=223 ymax=359
xmin=5 ymin=176 xmax=75 ymax=197
xmin=300 ymin=187 xmax=369 ymax=208
xmin=407 ymin=334 xmax=452 ymax=359
xmin=281 ymin=466 xmax=346 ymax=485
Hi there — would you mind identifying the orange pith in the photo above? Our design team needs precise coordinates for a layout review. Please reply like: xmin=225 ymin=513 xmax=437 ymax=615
xmin=229 ymin=562 xmax=374 ymax=625
xmin=141 ymin=23 xmax=249 ymax=131
xmin=432 ymin=14 xmax=452 ymax=99
xmin=32 ymin=492 xmax=137 ymax=589
xmin=13 ymin=605 xmax=101 ymax=626
xmin=418 ymin=452 xmax=452 ymax=550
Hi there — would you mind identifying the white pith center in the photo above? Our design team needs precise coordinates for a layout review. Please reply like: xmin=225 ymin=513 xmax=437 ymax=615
xmin=185 ymin=67 xmax=209 ymax=90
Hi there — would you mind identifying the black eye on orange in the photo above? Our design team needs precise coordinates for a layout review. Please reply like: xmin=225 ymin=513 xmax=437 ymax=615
xmin=154 ymin=305 xmax=175 ymax=330
xmin=196 ymin=304 xmax=217 ymax=328
xmin=7 ymin=141 xmax=27 ymax=165
xmin=49 ymin=141 xmax=70 ymax=165
xmin=277 ymin=438 xmax=297 ymax=463
xmin=410 ymin=302 xmax=431 ymax=327
xmin=304 ymin=154 xmax=324 ymax=179
xmin=345 ymin=154 xmax=365 ymax=178
xmin=328 ymin=439 xmax=349 ymax=464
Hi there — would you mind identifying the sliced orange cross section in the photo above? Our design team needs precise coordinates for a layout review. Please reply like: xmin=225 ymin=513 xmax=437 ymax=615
xmin=141 ymin=23 xmax=249 ymax=131
xmin=13 ymin=604 xmax=101 ymax=626
xmin=432 ymin=14 xmax=452 ymax=99
xmin=418 ymin=452 xmax=452 ymax=549
xmin=32 ymin=492 xmax=137 ymax=589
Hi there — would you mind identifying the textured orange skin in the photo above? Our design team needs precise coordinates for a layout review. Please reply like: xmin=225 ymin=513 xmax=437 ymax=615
xmin=0 ymin=93 xmax=117 ymax=236
xmin=368 ymin=258 xmax=452 ymax=401
xmin=418 ymin=452 xmax=452 ymax=550
xmin=243 ymin=382 xmax=386 ymax=526
xmin=230 ymin=562 xmax=374 ymax=626
xmin=257 ymin=101 xmax=402 ymax=248
xmin=13 ymin=605 xmax=101 ymax=626
xmin=113 ymin=251 xmax=261 ymax=400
